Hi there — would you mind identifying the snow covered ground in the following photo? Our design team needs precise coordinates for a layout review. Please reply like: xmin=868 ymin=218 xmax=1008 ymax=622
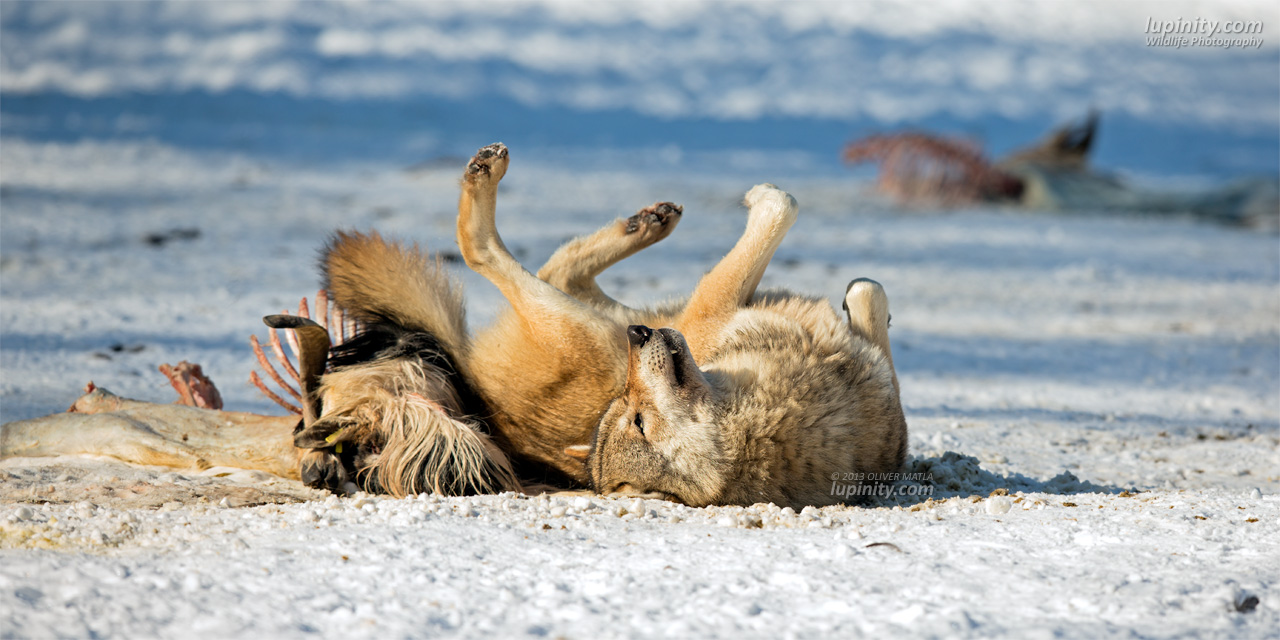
xmin=3 ymin=1 xmax=1280 ymax=638
xmin=2 ymin=136 xmax=1277 ymax=639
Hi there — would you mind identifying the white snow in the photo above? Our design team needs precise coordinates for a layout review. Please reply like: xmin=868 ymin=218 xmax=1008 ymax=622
xmin=2 ymin=136 xmax=1277 ymax=638
xmin=2 ymin=483 xmax=1276 ymax=638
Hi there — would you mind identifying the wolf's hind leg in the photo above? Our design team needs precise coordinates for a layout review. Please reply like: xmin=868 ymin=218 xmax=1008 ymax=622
xmin=457 ymin=143 xmax=618 ymax=348
xmin=537 ymin=202 xmax=682 ymax=308
xmin=675 ymin=184 xmax=797 ymax=361
xmin=458 ymin=143 xmax=641 ymax=480
xmin=844 ymin=278 xmax=899 ymax=394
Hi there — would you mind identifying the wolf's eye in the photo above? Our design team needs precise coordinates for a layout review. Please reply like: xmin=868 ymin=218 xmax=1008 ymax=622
xmin=633 ymin=413 xmax=645 ymax=437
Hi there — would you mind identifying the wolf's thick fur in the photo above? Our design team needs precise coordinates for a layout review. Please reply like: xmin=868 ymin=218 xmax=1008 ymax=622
xmin=0 ymin=143 xmax=908 ymax=508
xmin=299 ymin=143 xmax=908 ymax=508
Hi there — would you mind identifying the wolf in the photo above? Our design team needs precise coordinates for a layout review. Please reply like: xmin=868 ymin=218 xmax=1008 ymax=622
xmin=1 ymin=143 xmax=907 ymax=508
xmin=285 ymin=143 xmax=908 ymax=508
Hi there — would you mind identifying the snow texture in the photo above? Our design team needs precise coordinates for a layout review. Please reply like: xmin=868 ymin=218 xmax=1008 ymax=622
xmin=2 ymin=1 xmax=1280 ymax=638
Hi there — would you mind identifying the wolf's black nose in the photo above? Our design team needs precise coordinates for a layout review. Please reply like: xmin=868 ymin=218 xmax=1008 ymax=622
xmin=627 ymin=325 xmax=652 ymax=347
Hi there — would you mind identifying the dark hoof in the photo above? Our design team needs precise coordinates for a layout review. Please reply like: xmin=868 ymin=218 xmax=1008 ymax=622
xmin=300 ymin=449 xmax=348 ymax=493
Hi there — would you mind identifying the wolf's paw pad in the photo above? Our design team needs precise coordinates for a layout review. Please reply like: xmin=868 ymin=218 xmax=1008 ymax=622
xmin=625 ymin=201 xmax=683 ymax=237
xmin=466 ymin=143 xmax=509 ymax=180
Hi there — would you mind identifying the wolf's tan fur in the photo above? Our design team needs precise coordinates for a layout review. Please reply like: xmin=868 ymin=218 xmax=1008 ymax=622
xmin=324 ymin=230 xmax=469 ymax=355
xmin=306 ymin=143 xmax=907 ymax=507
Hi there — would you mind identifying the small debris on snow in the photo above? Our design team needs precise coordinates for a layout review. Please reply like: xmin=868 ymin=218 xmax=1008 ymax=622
xmin=986 ymin=496 xmax=1013 ymax=515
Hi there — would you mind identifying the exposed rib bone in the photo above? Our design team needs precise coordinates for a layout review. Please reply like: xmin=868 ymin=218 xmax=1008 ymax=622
xmin=333 ymin=305 xmax=348 ymax=344
xmin=316 ymin=289 xmax=331 ymax=333
xmin=251 ymin=334 xmax=302 ymax=402
xmin=268 ymin=325 xmax=301 ymax=384
xmin=250 ymin=371 xmax=302 ymax=414
xmin=248 ymin=290 xmax=360 ymax=414
xmin=284 ymin=303 xmax=302 ymax=359
xmin=842 ymin=132 xmax=1023 ymax=205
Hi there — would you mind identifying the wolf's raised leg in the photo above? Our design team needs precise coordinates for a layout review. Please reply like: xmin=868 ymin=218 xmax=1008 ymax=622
xmin=458 ymin=143 xmax=633 ymax=480
xmin=675 ymin=184 xmax=797 ymax=361
xmin=843 ymin=278 xmax=899 ymax=395
xmin=457 ymin=143 xmax=618 ymax=346
xmin=537 ymin=202 xmax=682 ymax=308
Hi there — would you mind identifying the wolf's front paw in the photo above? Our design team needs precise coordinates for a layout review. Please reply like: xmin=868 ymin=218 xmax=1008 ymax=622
xmin=465 ymin=142 xmax=509 ymax=184
xmin=743 ymin=183 xmax=797 ymax=230
xmin=624 ymin=201 xmax=683 ymax=245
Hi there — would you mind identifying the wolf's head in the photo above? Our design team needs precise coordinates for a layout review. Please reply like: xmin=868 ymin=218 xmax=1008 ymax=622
xmin=585 ymin=324 xmax=730 ymax=506
xmin=582 ymin=299 xmax=908 ymax=509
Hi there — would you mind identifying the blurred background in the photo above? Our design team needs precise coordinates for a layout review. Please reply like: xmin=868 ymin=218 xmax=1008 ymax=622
xmin=3 ymin=0 xmax=1277 ymax=181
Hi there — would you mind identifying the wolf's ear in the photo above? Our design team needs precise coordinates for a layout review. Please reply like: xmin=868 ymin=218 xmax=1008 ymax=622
xmin=563 ymin=444 xmax=591 ymax=461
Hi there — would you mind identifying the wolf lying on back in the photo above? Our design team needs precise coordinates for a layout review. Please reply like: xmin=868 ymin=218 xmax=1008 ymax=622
xmin=292 ymin=143 xmax=907 ymax=509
